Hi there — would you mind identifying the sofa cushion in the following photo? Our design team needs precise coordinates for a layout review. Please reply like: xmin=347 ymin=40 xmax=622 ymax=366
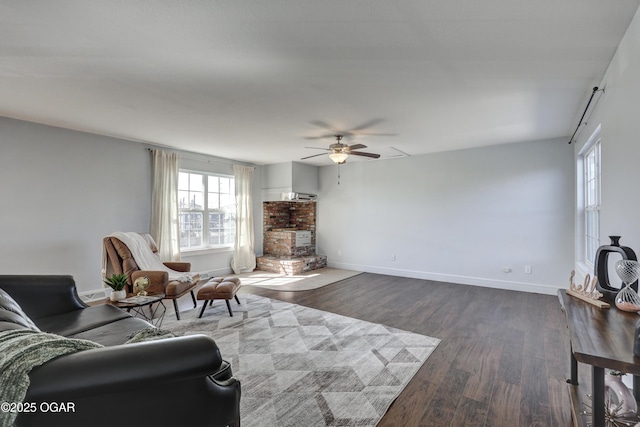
xmin=36 ymin=304 xmax=131 ymax=337
xmin=0 ymin=288 xmax=40 ymax=332
xmin=69 ymin=316 xmax=153 ymax=346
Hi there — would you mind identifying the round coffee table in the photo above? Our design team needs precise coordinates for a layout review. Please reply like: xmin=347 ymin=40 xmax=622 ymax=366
xmin=110 ymin=293 xmax=166 ymax=327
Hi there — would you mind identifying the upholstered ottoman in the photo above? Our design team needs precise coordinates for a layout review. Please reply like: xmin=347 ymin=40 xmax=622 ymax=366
xmin=197 ymin=277 xmax=242 ymax=318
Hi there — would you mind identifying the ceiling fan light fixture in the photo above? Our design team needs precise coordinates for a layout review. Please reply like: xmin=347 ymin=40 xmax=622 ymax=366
xmin=329 ymin=152 xmax=348 ymax=164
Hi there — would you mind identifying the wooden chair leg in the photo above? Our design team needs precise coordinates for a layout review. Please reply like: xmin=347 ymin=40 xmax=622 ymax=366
xmin=225 ymin=299 xmax=233 ymax=317
xmin=173 ymin=299 xmax=181 ymax=320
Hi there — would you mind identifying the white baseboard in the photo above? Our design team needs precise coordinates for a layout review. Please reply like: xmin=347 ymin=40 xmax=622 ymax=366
xmin=82 ymin=265 xmax=558 ymax=299
xmin=198 ymin=267 xmax=234 ymax=281
xmin=327 ymin=261 xmax=560 ymax=295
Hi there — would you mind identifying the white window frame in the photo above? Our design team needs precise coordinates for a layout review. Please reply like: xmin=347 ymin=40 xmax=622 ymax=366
xmin=178 ymin=170 xmax=236 ymax=252
xmin=578 ymin=126 xmax=601 ymax=269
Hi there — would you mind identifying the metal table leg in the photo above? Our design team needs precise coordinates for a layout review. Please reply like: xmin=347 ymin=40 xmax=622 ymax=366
xmin=592 ymin=366 xmax=605 ymax=427
xmin=570 ymin=344 xmax=578 ymax=385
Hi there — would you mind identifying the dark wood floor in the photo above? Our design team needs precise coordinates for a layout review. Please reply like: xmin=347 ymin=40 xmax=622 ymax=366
xmin=236 ymin=272 xmax=573 ymax=427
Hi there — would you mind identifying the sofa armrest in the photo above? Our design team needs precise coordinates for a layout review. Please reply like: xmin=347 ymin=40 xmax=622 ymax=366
xmin=164 ymin=262 xmax=191 ymax=272
xmin=26 ymin=335 xmax=224 ymax=398
xmin=19 ymin=335 xmax=241 ymax=427
xmin=0 ymin=275 xmax=86 ymax=320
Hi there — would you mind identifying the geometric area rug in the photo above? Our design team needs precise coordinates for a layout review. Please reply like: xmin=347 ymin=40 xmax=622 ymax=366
xmin=163 ymin=294 xmax=440 ymax=427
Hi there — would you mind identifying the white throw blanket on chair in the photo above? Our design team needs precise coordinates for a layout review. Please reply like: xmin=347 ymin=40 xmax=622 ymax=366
xmin=103 ymin=232 xmax=193 ymax=282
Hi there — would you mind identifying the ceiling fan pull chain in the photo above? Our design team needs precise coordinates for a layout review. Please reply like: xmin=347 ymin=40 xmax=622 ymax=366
xmin=337 ymin=163 xmax=341 ymax=185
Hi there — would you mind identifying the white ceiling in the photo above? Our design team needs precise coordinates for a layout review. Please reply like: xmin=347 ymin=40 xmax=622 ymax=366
xmin=1 ymin=1 xmax=638 ymax=165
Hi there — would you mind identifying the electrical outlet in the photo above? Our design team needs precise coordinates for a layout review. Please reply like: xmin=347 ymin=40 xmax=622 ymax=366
xmin=391 ymin=254 xmax=396 ymax=261
xmin=525 ymin=265 xmax=532 ymax=274
xmin=503 ymin=267 xmax=512 ymax=273
xmin=338 ymin=250 xmax=342 ymax=257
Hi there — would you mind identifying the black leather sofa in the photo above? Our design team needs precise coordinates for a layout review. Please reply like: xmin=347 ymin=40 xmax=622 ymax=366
xmin=0 ymin=275 xmax=240 ymax=427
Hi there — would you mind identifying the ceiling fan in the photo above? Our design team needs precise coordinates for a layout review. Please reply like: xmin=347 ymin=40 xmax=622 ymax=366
xmin=301 ymin=135 xmax=381 ymax=164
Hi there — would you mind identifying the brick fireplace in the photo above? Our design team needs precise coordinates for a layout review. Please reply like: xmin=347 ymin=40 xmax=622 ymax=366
xmin=256 ymin=201 xmax=327 ymax=275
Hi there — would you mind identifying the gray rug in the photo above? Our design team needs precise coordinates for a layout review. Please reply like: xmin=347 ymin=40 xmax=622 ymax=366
xmin=163 ymin=294 xmax=440 ymax=427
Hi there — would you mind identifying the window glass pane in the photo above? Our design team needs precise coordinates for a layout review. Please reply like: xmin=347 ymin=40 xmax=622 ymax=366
xmin=178 ymin=172 xmax=189 ymax=190
xmin=189 ymin=174 xmax=203 ymax=192
xmin=191 ymin=191 xmax=204 ymax=209
xmin=178 ymin=190 xmax=189 ymax=209
xmin=208 ymin=176 xmax=219 ymax=193
xmin=179 ymin=212 xmax=203 ymax=248
xmin=208 ymin=212 xmax=221 ymax=245
xmin=220 ymin=194 xmax=233 ymax=210
xmin=179 ymin=170 xmax=235 ymax=248
xmin=219 ymin=177 xmax=230 ymax=194
xmin=583 ymin=139 xmax=601 ymax=266
xmin=208 ymin=192 xmax=219 ymax=210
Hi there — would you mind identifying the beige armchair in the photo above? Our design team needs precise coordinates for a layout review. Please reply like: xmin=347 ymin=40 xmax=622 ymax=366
xmin=103 ymin=233 xmax=198 ymax=319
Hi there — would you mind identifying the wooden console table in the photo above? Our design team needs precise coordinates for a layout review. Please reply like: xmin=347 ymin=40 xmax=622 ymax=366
xmin=558 ymin=289 xmax=640 ymax=427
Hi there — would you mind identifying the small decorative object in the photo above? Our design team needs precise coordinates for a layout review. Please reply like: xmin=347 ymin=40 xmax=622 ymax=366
xmin=567 ymin=270 xmax=610 ymax=308
xmin=614 ymin=260 xmax=640 ymax=312
xmin=605 ymin=370 xmax=638 ymax=418
xmin=582 ymin=387 xmax=640 ymax=426
xmin=104 ymin=273 xmax=128 ymax=302
xmin=133 ymin=276 xmax=150 ymax=296
xmin=595 ymin=236 xmax=638 ymax=303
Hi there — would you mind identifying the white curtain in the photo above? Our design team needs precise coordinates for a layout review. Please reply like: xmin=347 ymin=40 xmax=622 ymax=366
xmin=150 ymin=149 xmax=181 ymax=262
xmin=231 ymin=165 xmax=256 ymax=274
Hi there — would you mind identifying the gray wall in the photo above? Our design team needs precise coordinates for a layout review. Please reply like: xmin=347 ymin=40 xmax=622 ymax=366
xmin=0 ymin=117 xmax=259 ymax=296
xmin=0 ymin=118 xmax=151 ymax=295
xmin=1 ymin=116 xmax=573 ymax=297
xmin=316 ymin=138 xmax=575 ymax=294
xmin=572 ymin=6 xmax=640 ymax=282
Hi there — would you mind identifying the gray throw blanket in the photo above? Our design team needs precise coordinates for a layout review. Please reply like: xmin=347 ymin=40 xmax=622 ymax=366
xmin=125 ymin=327 xmax=176 ymax=343
xmin=0 ymin=329 xmax=103 ymax=427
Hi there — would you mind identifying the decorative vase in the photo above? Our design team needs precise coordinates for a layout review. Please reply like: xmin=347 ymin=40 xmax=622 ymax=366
xmin=109 ymin=290 xmax=127 ymax=302
xmin=605 ymin=370 xmax=637 ymax=418
xmin=614 ymin=260 xmax=640 ymax=312
xmin=595 ymin=236 xmax=638 ymax=303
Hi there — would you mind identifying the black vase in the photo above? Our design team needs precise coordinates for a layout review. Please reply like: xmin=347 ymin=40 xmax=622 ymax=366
xmin=594 ymin=236 xmax=638 ymax=303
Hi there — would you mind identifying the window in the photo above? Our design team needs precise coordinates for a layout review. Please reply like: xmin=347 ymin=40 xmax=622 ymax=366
xmin=583 ymin=137 xmax=601 ymax=267
xmin=178 ymin=171 xmax=236 ymax=250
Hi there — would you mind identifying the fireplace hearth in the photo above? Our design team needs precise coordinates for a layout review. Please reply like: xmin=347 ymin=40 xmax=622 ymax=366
xmin=256 ymin=201 xmax=327 ymax=275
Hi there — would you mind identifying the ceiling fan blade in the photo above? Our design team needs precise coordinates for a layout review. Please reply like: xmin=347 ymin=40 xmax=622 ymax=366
xmin=310 ymin=120 xmax=335 ymax=130
xmin=304 ymin=133 xmax=337 ymax=140
xmin=348 ymin=118 xmax=384 ymax=132
xmin=356 ymin=132 xmax=397 ymax=137
xmin=347 ymin=143 xmax=367 ymax=150
xmin=300 ymin=153 xmax=327 ymax=160
xmin=350 ymin=151 xmax=381 ymax=159
xmin=304 ymin=147 xmax=330 ymax=150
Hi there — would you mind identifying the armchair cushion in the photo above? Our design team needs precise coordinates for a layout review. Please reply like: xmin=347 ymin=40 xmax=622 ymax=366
xmin=164 ymin=261 xmax=191 ymax=272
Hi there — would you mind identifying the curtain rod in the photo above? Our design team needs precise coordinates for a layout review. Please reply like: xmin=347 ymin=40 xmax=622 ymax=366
xmin=146 ymin=148 xmax=254 ymax=168
xmin=568 ymin=86 xmax=604 ymax=144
